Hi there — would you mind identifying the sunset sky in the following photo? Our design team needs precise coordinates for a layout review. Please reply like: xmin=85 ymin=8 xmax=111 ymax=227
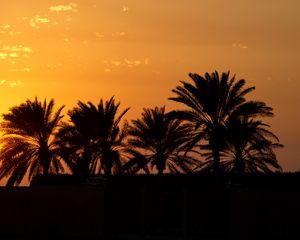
xmin=0 ymin=0 xmax=299 ymax=172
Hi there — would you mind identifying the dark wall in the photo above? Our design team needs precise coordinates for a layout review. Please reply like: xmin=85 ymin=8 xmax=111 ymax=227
xmin=1 ymin=175 xmax=300 ymax=239
xmin=230 ymin=188 xmax=300 ymax=240
xmin=0 ymin=186 xmax=105 ymax=239
xmin=106 ymin=175 xmax=300 ymax=240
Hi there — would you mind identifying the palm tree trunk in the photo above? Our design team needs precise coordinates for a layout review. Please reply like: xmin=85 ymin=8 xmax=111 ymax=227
xmin=210 ymin=131 xmax=222 ymax=174
xmin=156 ymin=156 xmax=165 ymax=175
xmin=103 ymin=158 xmax=112 ymax=177
xmin=212 ymin=148 xmax=221 ymax=174
xmin=158 ymin=168 xmax=164 ymax=175
xmin=104 ymin=165 xmax=112 ymax=177
xmin=42 ymin=166 xmax=49 ymax=175
xmin=80 ymin=146 xmax=91 ymax=177
xmin=41 ymin=155 xmax=51 ymax=176
xmin=234 ymin=149 xmax=244 ymax=174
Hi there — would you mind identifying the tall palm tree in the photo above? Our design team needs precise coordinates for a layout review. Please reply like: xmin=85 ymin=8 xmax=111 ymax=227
xmin=0 ymin=98 xmax=64 ymax=186
xmin=124 ymin=106 xmax=200 ymax=175
xmin=169 ymin=71 xmax=273 ymax=173
xmin=56 ymin=97 xmax=129 ymax=177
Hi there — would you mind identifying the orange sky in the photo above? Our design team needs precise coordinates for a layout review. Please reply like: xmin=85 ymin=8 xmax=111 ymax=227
xmin=0 ymin=0 xmax=300 ymax=172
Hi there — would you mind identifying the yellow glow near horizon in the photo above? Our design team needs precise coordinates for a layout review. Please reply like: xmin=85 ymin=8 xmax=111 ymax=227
xmin=0 ymin=0 xmax=300 ymax=176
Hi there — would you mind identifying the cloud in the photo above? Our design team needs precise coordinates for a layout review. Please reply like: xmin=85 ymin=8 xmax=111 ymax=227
xmin=232 ymin=43 xmax=249 ymax=49
xmin=113 ymin=31 xmax=126 ymax=37
xmin=103 ymin=58 xmax=149 ymax=71
xmin=125 ymin=59 xmax=141 ymax=67
xmin=9 ymin=53 xmax=19 ymax=58
xmin=0 ymin=53 xmax=8 ymax=59
xmin=0 ymin=80 xmax=23 ymax=87
xmin=0 ymin=45 xmax=32 ymax=64
xmin=29 ymin=15 xmax=50 ymax=28
xmin=112 ymin=61 xmax=121 ymax=66
xmin=121 ymin=5 xmax=129 ymax=13
xmin=0 ymin=25 xmax=11 ymax=29
xmin=9 ymin=81 xmax=23 ymax=87
xmin=0 ymin=25 xmax=21 ymax=36
xmin=49 ymin=3 xmax=78 ymax=13
xmin=2 ymin=45 xmax=33 ymax=53
xmin=95 ymin=32 xmax=104 ymax=39
xmin=8 ymin=31 xmax=21 ymax=36
xmin=10 ymin=67 xmax=31 ymax=72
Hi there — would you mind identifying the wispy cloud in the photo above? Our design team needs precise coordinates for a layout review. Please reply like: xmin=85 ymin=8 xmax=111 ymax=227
xmin=95 ymin=32 xmax=104 ymax=39
xmin=125 ymin=59 xmax=141 ymax=67
xmin=8 ymin=31 xmax=21 ymax=36
xmin=113 ymin=31 xmax=126 ymax=37
xmin=10 ymin=67 xmax=31 ymax=72
xmin=2 ymin=45 xmax=33 ymax=53
xmin=49 ymin=3 xmax=78 ymax=13
xmin=0 ymin=80 xmax=24 ymax=87
xmin=0 ymin=48 xmax=29 ymax=62
xmin=9 ymin=53 xmax=19 ymax=58
xmin=103 ymin=58 xmax=149 ymax=71
xmin=0 ymin=25 xmax=11 ymax=29
xmin=121 ymin=5 xmax=129 ymax=13
xmin=9 ymin=81 xmax=23 ymax=87
xmin=112 ymin=61 xmax=121 ymax=67
xmin=0 ymin=53 xmax=8 ymax=59
xmin=232 ymin=43 xmax=249 ymax=49
xmin=0 ymin=25 xmax=21 ymax=36
xmin=29 ymin=15 xmax=51 ymax=28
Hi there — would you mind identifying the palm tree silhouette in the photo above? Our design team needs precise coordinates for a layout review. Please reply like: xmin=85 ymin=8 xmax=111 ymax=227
xmin=56 ymin=97 xmax=129 ymax=177
xmin=124 ymin=106 xmax=199 ymax=175
xmin=169 ymin=71 xmax=273 ymax=173
xmin=0 ymin=98 xmax=64 ymax=186
xmin=221 ymin=117 xmax=282 ymax=173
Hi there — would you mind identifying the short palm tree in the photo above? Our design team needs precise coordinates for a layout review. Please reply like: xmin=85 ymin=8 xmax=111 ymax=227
xmin=56 ymin=97 xmax=129 ymax=177
xmin=0 ymin=98 xmax=64 ymax=186
xmin=222 ymin=117 xmax=282 ymax=173
xmin=124 ymin=106 xmax=200 ymax=175
xmin=169 ymin=71 xmax=273 ymax=173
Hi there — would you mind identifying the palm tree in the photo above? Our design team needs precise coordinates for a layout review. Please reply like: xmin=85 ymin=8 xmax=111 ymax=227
xmin=0 ymin=98 xmax=64 ymax=186
xmin=56 ymin=97 xmax=129 ymax=177
xmin=221 ymin=117 xmax=282 ymax=173
xmin=169 ymin=71 xmax=274 ymax=173
xmin=124 ymin=106 xmax=200 ymax=175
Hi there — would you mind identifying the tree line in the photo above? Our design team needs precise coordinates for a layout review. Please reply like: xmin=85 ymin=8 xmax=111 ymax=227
xmin=0 ymin=71 xmax=283 ymax=186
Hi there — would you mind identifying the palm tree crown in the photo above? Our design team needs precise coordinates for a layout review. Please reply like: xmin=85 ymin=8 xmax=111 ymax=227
xmin=125 ymin=106 xmax=199 ymax=175
xmin=56 ymin=97 xmax=129 ymax=177
xmin=169 ymin=71 xmax=274 ymax=173
xmin=223 ymin=117 xmax=282 ymax=173
xmin=0 ymin=98 xmax=64 ymax=186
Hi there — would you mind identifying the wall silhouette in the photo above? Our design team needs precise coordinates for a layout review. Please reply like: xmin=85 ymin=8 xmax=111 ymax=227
xmin=0 ymin=175 xmax=299 ymax=239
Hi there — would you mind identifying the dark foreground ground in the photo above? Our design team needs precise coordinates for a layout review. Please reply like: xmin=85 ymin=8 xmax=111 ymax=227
xmin=1 ymin=173 xmax=300 ymax=240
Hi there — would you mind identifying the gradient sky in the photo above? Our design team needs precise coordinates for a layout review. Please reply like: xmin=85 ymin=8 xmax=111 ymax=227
xmin=0 ymin=0 xmax=299 ymax=172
